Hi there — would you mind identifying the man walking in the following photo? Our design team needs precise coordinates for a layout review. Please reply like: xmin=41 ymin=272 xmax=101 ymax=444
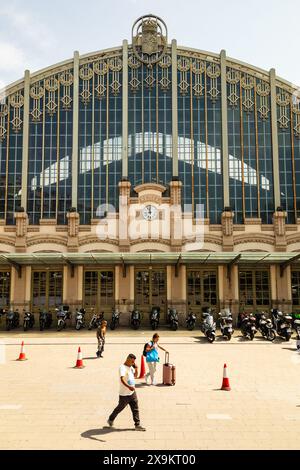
xmin=96 ymin=320 xmax=107 ymax=358
xmin=107 ymin=353 xmax=146 ymax=431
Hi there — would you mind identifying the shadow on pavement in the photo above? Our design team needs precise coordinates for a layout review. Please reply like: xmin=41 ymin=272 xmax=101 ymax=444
xmin=282 ymin=347 xmax=297 ymax=352
xmin=83 ymin=357 xmax=100 ymax=360
xmin=81 ymin=427 xmax=136 ymax=442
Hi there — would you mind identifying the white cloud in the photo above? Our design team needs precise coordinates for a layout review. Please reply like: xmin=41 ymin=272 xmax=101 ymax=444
xmin=0 ymin=42 xmax=25 ymax=71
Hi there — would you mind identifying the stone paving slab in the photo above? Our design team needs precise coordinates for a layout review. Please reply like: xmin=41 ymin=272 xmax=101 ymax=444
xmin=1 ymin=330 xmax=300 ymax=450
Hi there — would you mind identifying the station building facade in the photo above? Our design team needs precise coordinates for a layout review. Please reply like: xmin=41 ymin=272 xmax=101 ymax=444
xmin=0 ymin=15 xmax=300 ymax=325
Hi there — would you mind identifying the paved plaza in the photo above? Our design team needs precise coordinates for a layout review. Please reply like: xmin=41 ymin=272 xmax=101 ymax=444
xmin=1 ymin=329 xmax=300 ymax=450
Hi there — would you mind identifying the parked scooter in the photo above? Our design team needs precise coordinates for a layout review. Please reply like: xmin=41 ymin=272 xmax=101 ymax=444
xmin=255 ymin=311 xmax=276 ymax=341
xmin=6 ymin=308 xmax=20 ymax=331
xmin=218 ymin=308 xmax=234 ymax=340
xmin=150 ymin=306 xmax=160 ymax=330
xmin=56 ymin=305 xmax=70 ymax=332
xmin=88 ymin=310 xmax=104 ymax=330
xmin=131 ymin=309 xmax=141 ymax=330
xmin=186 ymin=311 xmax=197 ymax=331
xmin=75 ymin=308 xmax=86 ymax=330
xmin=39 ymin=309 xmax=53 ymax=331
xmin=110 ymin=308 xmax=120 ymax=330
xmin=240 ymin=313 xmax=257 ymax=340
xmin=167 ymin=308 xmax=179 ymax=331
xmin=271 ymin=308 xmax=293 ymax=341
xmin=200 ymin=308 xmax=216 ymax=343
xmin=23 ymin=310 xmax=35 ymax=332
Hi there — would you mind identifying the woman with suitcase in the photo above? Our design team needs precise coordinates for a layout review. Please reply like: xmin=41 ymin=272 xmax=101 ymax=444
xmin=145 ymin=333 xmax=168 ymax=385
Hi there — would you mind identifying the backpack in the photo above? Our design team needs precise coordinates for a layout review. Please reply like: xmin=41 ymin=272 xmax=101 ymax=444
xmin=143 ymin=341 xmax=153 ymax=357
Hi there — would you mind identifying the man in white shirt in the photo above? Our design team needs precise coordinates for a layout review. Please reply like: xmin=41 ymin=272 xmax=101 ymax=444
xmin=107 ymin=353 xmax=146 ymax=431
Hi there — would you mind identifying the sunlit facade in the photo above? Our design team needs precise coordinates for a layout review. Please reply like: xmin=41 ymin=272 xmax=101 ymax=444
xmin=0 ymin=15 xmax=300 ymax=325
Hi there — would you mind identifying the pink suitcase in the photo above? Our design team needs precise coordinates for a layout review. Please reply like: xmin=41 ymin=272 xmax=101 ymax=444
xmin=163 ymin=352 xmax=176 ymax=386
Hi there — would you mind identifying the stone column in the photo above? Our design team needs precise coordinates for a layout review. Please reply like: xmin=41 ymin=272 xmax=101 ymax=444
xmin=67 ymin=210 xmax=80 ymax=251
xmin=273 ymin=209 xmax=287 ymax=251
xmin=119 ymin=180 xmax=131 ymax=251
xmin=276 ymin=265 xmax=292 ymax=313
xmin=170 ymin=179 xmax=182 ymax=251
xmin=221 ymin=209 xmax=234 ymax=251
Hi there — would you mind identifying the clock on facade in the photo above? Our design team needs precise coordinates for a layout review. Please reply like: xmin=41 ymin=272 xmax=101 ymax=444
xmin=142 ymin=205 xmax=158 ymax=221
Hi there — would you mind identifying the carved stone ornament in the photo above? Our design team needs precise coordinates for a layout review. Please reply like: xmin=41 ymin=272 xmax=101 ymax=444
xmin=221 ymin=211 xmax=234 ymax=237
xmin=132 ymin=14 xmax=167 ymax=66
xmin=273 ymin=210 xmax=287 ymax=237
xmin=67 ymin=211 xmax=80 ymax=238
xmin=15 ymin=211 xmax=28 ymax=238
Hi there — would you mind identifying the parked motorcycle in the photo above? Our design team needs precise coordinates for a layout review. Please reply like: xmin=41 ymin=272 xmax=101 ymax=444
xmin=39 ymin=310 xmax=53 ymax=331
xmin=6 ymin=308 xmax=20 ymax=331
xmin=110 ymin=308 xmax=120 ymax=330
xmin=23 ymin=310 xmax=35 ymax=332
xmin=186 ymin=311 xmax=197 ymax=331
xmin=150 ymin=306 xmax=160 ymax=330
xmin=56 ymin=305 xmax=70 ymax=332
xmin=131 ymin=309 xmax=141 ymax=330
xmin=271 ymin=308 xmax=292 ymax=341
xmin=240 ymin=313 xmax=257 ymax=340
xmin=167 ymin=308 xmax=179 ymax=331
xmin=200 ymin=308 xmax=216 ymax=343
xmin=255 ymin=311 xmax=276 ymax=341
xmin=218 ymin=308 xmax=234 ymax=340
xmin=88 ymin=310 xmax=104 ymax=330
xmin=75 ymin=308 xmax=86 ymax=330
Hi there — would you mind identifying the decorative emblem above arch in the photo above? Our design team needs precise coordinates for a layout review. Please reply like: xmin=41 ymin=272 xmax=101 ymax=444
xmin=132 ymin=14 xmax=167 ymax=67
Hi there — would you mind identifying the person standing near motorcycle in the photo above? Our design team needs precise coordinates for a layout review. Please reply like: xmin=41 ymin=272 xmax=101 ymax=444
xmin=107 ymin=353 xmax=146 ymax=431
xmin=145 ymin=333 xmax=168 ymax=386
xmin=96 ymin=320 xmax=107 ymax=358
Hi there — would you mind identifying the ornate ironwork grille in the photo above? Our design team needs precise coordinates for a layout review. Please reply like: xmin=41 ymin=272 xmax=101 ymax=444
xmin=83 ymin=270 xmax=114 ymax=313
xmin=187 ymin=269 xmax=218 ymax=313
xmin=239 ymin=269 xmax=270 ymax=311
xmin=291 ymin=270 xmax=300 ymax=308
xmin=0 ymin=271 xmax=10 ymax=308
xmin=31 ymin=270 xmax=63 ymax=312
xmin=178 ymin=55 xmax=223 ymax=222
xmin=135 ymin=268 xmax=166 ymax=317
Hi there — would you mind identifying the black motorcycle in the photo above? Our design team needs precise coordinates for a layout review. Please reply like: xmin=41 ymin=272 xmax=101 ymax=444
xmin=131 ymin=309 xmax=141 ymax=330
xmin=186 ymin=311 xmax=196 ymax=331
xmin=23 ymin=310 xmax=35 ymax=332
xmin=6 ymin=309 xmax=20 ymax=331
xmin=167 ymin=308 xmax=179 ymax=331
xmin=271 ymin=308 xmax=292 ymax=341
xmin=241 ymin=313 xmax=257 ymax=340
xmin=150 ymin=307 xmax=160 ymax=330
xmin=39 ymin=310 xmax=53 ymax=331
xmin=255 ymin=312 xmax=276 ymax=341
xmin=75 ymin=308 xmax=86 ymax=330
xmin=110 ymin=308 xmax=120 ymax=330
xmin=292 ymin=313 xmax=300 ymax=349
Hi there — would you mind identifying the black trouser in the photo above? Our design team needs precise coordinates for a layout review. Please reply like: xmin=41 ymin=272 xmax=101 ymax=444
xmin=109 ymin=392 xmax=140 ymax=426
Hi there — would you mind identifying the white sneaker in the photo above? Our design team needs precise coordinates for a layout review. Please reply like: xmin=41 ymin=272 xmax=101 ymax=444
xmin=145 ymin=373 xmax=150 ymax=385
xmin=151 ymin=380 xmax=157 ymax=386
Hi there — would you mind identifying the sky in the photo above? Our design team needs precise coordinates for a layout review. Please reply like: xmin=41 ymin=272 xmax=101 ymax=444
xmin=0 ymin=0 xmax=299 ymax=91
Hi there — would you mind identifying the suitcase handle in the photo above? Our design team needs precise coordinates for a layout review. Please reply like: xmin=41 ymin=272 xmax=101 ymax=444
xmin=165 ymin=352 xmax=169 ymax=364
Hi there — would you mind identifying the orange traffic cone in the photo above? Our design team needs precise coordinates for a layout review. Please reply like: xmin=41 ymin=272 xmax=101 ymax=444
xmin=221 ymin=363 xmax=231 ymax=391
xmin=17 ymin=341 xmax=27 ymax=361
xmin=138 ymin=355 xmax=146 ymax=379
xmin=74 ymin=347 xmax=85 ymax=369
